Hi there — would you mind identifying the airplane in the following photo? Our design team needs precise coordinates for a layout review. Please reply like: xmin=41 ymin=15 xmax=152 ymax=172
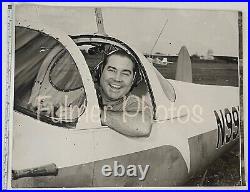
xmin=146 ymin=57 xmax=173 ymax=66
xmin=145 ymin=16 xmax=174 ymax=66
xmin=10 ymin=8 xmax=240 ymax=188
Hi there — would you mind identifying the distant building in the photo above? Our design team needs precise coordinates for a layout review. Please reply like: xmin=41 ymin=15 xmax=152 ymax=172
xmin=206 ymin=49 xmax=214 ymax=60
xmin=200 ymin=49 xmax=214 ymax=60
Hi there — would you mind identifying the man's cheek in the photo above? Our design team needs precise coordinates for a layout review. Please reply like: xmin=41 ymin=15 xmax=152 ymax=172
xmin=122 ymin=87 xmax=130 ymax=95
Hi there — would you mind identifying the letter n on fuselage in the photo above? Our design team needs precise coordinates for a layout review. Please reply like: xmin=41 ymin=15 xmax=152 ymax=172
xmin=214 ymin=110 xmax=225 ymax=148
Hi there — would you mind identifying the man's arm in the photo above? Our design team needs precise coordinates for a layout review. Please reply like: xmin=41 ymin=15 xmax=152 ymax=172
xmin=101 ymin=110 xmax=152 ymax=137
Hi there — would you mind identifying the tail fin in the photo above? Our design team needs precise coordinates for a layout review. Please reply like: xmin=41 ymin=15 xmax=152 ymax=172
xmin=175 ymin=46 xmax=192 ymax=83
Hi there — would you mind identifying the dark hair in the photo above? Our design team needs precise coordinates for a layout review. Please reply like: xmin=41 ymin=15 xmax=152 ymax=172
xmin=94 ymin=49 xmax=141 ymax=89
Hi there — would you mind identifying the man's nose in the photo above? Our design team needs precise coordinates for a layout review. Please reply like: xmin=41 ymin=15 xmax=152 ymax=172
xmin=113 ymin=72 xmax=122 ymax=82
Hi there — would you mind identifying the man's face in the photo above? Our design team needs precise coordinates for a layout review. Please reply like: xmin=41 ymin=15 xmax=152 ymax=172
xmin=100 ymin=54 xmax=134 ymax=101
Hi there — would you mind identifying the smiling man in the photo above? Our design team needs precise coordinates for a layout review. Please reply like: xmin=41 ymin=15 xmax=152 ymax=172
xmin=97 ymin=50 xmax=152 ymax=137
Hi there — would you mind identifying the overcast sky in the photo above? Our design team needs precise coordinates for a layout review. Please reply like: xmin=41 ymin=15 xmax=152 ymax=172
xmin=15 ymin=4 xmax=239 ymax=57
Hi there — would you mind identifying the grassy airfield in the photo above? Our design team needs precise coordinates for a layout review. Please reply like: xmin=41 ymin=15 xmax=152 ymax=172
xmin=154 ymin=59 xmax=244 ymax=186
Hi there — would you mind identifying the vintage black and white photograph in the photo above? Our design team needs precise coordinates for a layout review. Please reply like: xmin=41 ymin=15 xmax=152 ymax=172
xmin=3 ymin=2 xmax=247 ymax=188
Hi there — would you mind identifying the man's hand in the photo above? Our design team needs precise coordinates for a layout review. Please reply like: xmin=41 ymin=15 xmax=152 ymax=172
xmin=100 ymin=110 xmax=107 ymax=125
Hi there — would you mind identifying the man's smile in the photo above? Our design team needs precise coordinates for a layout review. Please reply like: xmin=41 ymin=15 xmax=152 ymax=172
xmin=109 ymin=83 xmax=122 ymax=90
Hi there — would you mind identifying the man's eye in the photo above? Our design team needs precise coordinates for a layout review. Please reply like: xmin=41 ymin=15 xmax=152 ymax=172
xmin=122 ymin=72 xmax=130 ymax=76
xmin=108 ymin=69 xmax=115 ymax=72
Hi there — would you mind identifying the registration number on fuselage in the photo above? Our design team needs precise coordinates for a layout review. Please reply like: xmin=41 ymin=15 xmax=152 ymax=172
xmin=214 ymin=106 xmax=240 ymax=149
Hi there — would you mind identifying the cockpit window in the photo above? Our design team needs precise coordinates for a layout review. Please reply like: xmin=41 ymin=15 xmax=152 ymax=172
xmin=14 ymin=27 xmax=86 ymax=128
xmin=70 ymin=38 xmax=155 ymax=118
xmin=49 ymin=50 xmax=83 ymax=91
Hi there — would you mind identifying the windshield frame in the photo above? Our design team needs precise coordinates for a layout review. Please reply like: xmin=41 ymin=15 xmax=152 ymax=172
xmin=70 ymin=34 xmax=157 ymax=120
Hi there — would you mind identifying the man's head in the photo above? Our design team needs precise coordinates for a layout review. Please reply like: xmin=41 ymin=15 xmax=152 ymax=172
xmin=99 ymin=50 xmax=137 ymax=101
